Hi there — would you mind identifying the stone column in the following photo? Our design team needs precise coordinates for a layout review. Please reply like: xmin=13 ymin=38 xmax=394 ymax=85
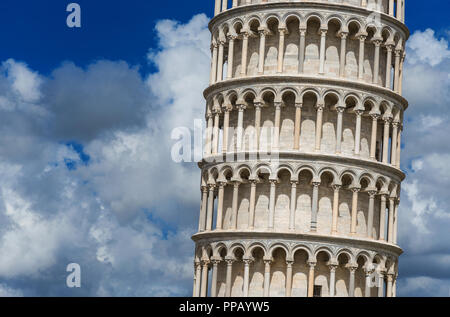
xmin=254 ymin=102 xmax=262 ymax=152
xmin=236 ymin=104 xmax=246 ymax=151
xmin=394 ymin=50 xmax=401 ymax=93
xmin=222 ymin=107 xmax=230 ymax=154
xmin=367 ymin=190 xmax=377 ymax=239
xmin=248 ymin=180 xmax=257 ymax=229
xmin=388 ymin=197 xmax=395 ymax=243
xmin=231 ymin=182 xmax=240 ymax=230
xmin=373 ymin=39 xmax=382 ymax=84
xmin=263 ymin=258 xmax=272 ymax=297
xmin=389 ymin=0 xmax=394 ymax=16
xmin=370 ymin=114 xmax=379 ymax=160
xmin=385 ymin=45 xmax=393 ymax=89
xmin=386 ymin=274 xmax=394 ymax=297
xmin=241 ymin=32 xmax=249 ymax=77
xmin=269 ymin=180 xmax=277 ymax=230
xmin=293 ymin=103 xmax=303 ymax=150
xmin=212 ymin=110 xmax=220 ymax=155
xmin=391 ymin=122 xmax=399 ymax=166
xmin=396 ymin=0 xmax=402 ymax=21
xmin=214 ymin=0 xmax=221 ymax=16
xmin=379 ymin=194 xmax=387 ymax=241
xmin=319 ymin=29 xmax=327 ymax=75
xmin=354 ymin=110 xmax=363 ymax=155
xmin=394 ymin=199 xmax=399 ymax=244
xmin=329 ymin=264 xmax=338 ymax=297
xmin=339 ymin=32 xmax=348 ymax=78
xmin=199 ymin=186 xmax=208 ymax=232
xmin=258 ymin=29 xmax=267 ymax=74
xmin=211 ymin=259 xmax=220 ymax=297
xmin=277 ymin=28 xmax=286 ymax=73
xmin=225 ymin=258 xmax=234 ymax=297
xmin=364 ymin=266 xmax=374 ymax=297
xmin=289 ymin=182 xmax=298 ymax=231
xmin=350 ymin=188 xmax=359 ymax=235
xmin=216 ymin=41 xmax=225 ymax=82
xmin=286 ymin=260 xmax=294 ymax=297
xmin=243 ymin=258 xmax=252 ymax=297
xmin=226 ymin=35 xmax=236 ymax=79
xmin=399 ymin=52 xmax=406 ymax=94
xmin=307 ymin=261 xmax=316 ymax=297
xmin=205 ymin=113 xmax=213 ymax=157
xmin=210 ymin=43 xmax=218 ymax=85
xmin=382 ymin=118 xmax=391 ymax=164
xmin=358 ymin=35 xmax=367 ymax=80
xmin=331 ymin=185 xmax=341 ymax=235
xmin=200 ymin=259 xmax=210 ymax=297
xmin=206 ymin=184 xmax=216 ymax=231
xmin=396 ymin=125 xmax=402 ymax=168
xmin=221 ymin=0 xmax=227 ymax=12
xmin=194 ymin=261 xmax=202 ymax=297
xmin=335 ymin=106 xmax=345 ymax=154
xmin=348 ymin=264 xmax=358 ymax=297
xmin=311 ymin=182 xmax=320 ymax=232
xmin=216 ymin=182 xmax=225 ymax=230
xmin=315 ymin=103 xmax=324 ymax=151
xmin=378 ymin=271 xmax=385 ymax=297
xmin=298 ymin=28 xmax=307 ymax=73
xmin=393 ymin=275 xmax=398 ymax=297
xmin=273 ymin=102 xmax=282 ymax=151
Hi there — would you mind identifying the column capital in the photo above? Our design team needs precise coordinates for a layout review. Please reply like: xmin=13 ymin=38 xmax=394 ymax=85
xmin=328 ymin=263 xmax=339 ymax=272
xmin=383 ymin=116 xmax=393 ymax=124
xmin=350 ymin=186 xmax=361 ymax=193
xmin=227 ymin=34 xmax=238 ymax=41
xmin=319 ymin=28 xmax=328 ymax=36
xmin=337 ymin=31 xmax=348 ymax=39
xmin=201 ymin=259 xmax=211 ymax=267
xmin=335 ymin=105 xmax=346 ymax=114
xmin=346 ymin=263 xmax=358 ymax=272
xmin=312 ymin=181 xmax=321 ymax=188
xmin=368 ymin=190 xmax=378 ymax=198
xmin=332 ymin=184 xmax=342 ymax=191
xmin=290 ymin=181 xmax=299 ymax=186
xmin=236 ymin=103 xmax=247 ymax=111
xmin=243 ymin=257 xmax=254 ymax=265
xmin=254 ymin=101 xmax=263 ymax=109
xmin=384 ymin=43 xmax=395 ymax=51
xmin=372 ymin=37 xmax=383 ymax=46
xmin=307 ymin=261 xmax=317 ymax=268
xmin=278 ymin=27 xmax=287 ymax=34
xmin=316 ymin=103 xmax=325 ymax=111
xmin=201 ymin=185 xmax=209 ymax=193
xmin=257 ymin=27 xmax=271 ymax=37
xmin=225 ymin=256 xmax=235 ymax=265
xmin=295 ymin=102 xmax=303 ymax=109
xmin=286 ymin=260 xmax=294 ymax=267
xmin=370 ymin=113 xmax=381 ymax=120
xmin=208 ymin=183 xmax=216 ymax=190
xmin=274 ymin=101 xmax=282 ymax=109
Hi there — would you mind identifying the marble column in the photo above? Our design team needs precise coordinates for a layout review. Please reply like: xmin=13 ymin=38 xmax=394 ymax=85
xmin=231 ymin=182 xmax=240 ymax=229
xmin=394 ymin=199 xmax=399 ymax=244
xmin=388 ymin=197 xmax=395 ymax=243
xmin=210 ymin=43 xmax=218 ymax=85
xmin=365 ymin=266 xmax=374 ymax=297
xmin=394 ymin=50 xmax=401 ymax=93
xmin=354 ymin=110 xmax=363 ymax=155
xmin=367 ymin=190 xmax=377 ymax=239
xmin=227 ymin=35 xmax=236 ymax=79
xmin=298 ymin=28 xmax=307 ymax=74
xmin=396 ymin=125 xmax=402 ymax=168
xmin=243 ymin=258 xmax=252 ymax=297
xmin=206 ymin=184 xmax=216 ymax=231
xmin=386 ymin=274 xmax=393 ymax=297
xmin=391 ymin=122 xmax=399 ymax=166
xmin=379 ymin=194 xmax=387 ymax=241
xmin=216 ymin=40 xmax=225 ymax=82
xmin=211 ymin=259 xmax=220 ymax=297
xmin=277 ymin=28 xmax=286 ymax=73
xmin=225 ymin=258 xmax=234 ymax=297
xmin=350 ymin=188 xmax=360 ymax=235
xmin=331 ymin=185 xmax=341 ymax=235
xmin=194 ymin=261 xmax=202 ymax=297
xmin=286 ymin=260 xmax=294 ymax=297
xmin=289 ymin=182 xmax=298 ymax=231
xmin=200 ymin=260 xmax=210 ymax=297
xmin=222 ymin=107 xmax=230 ymax=154
xmin=212 ymin=110 xmax=220 ymax=155
xmin=329 ymin=264 xmax=338 ymax=297
xmin=293 ymin=103 xmax=303 ymax=150
xmin=373 ymin=39 xmax=382 ymax=84
xmin=263 ymin=259 xmax=272 ymax=297
xmin=236 ymin=104 xmax=246 ymax=151
xmin=382 ymin=118 xmax=391 ymax=164
xmin=385 ymin=45 xmax=393 ymax=89
xmin=319 ymin=29 xmax=327 ymax=75
xmin=199 ymin=186 xmax=208 ymax=232
xmin=254 ymin=102 xmax=262 ymax=152
xmin=307 ymin=261 xmax=316 ymax=297
xmin=248 ymin=180 xmax=257 ymax=229
xmin=258 ymin=29 xmax=267 ymax=74
xmin=216 ymin=182 xmax=225 ymax=230
xmin=358 ymin=35 xmax=367 ymax=80
xmin=311 ymin=182 xmax=320 ymax=232
xmin=205 ymin=113 xmax=213 ymax=156
xmin=315 ymin=104 xmax=324 ymax=151
xmin=378 ymin=272 xmax=385 ymax=297
xmin=269 ymin=180 xmax=277 ymax=230
xmin=335 ymin=106 xmax=345 ymax=154
xmin=240 ymin=32 xmax=249 ymax=77
xmin=348 ymin=265 xmax=357 ymax=297
xmin=370 ymin=114 xmax=379 ymax=160
xmin=273 ymin=102 xmax=282 ymax=151
xmin=339 ymin=32 xmax=348 ymax=78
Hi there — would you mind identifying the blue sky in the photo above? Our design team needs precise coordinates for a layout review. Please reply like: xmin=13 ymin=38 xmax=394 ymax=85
xmin=0 ymin=0 xmax=449 ymax=297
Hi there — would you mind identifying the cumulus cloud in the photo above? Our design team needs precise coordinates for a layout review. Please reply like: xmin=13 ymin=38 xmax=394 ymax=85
xmin=0 ymin=14 xmax=210 ymax=296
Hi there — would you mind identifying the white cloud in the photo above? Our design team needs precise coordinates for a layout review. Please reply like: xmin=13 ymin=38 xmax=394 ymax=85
xmin=407 ymin=29 xmax=450 ymax=66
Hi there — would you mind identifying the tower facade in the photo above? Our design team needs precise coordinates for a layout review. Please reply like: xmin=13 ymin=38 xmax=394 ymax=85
xmin=193 ymin=0 xmax=408 ymax=297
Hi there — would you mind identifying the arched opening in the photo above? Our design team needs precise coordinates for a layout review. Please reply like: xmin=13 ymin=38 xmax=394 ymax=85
xmin=280 ymin=90 xmax=296 ymax=150
xmin=299 ymin=91 xmax=318 ymax=152
xmin=304 ymin=16 xmax=322 ymax=74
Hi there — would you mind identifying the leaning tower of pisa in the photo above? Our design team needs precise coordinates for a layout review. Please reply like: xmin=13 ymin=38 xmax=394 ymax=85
xmin=193 ymin=0 xmax=408 ymax=298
